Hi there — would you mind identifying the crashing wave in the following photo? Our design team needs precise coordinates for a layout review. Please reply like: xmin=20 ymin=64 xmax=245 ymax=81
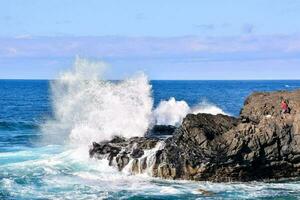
xmin=42 ymin=58 xmax=153 ymax=146
xmin=42 ymin=58 xmax=227 ymax=146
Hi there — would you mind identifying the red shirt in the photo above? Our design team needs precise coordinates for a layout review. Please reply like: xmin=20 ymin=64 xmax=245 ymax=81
xmin=281 ymin=102 xmax=288 ymax=110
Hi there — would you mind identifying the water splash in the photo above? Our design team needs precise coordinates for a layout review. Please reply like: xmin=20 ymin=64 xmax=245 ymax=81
xmin=42 ymin=58 xmax=227 ymax=146
xmin=153 ymin=97 xmax=190 ymax=126
xmin=153 ymin=97 xmax=227 ymax=126
xmin=42 ymin=57 xmax=153 ymax=146
xmin=192 ymin=100 xmax=227 ymax=115
xmin=122 ymin=141 xmax=166 ymax=176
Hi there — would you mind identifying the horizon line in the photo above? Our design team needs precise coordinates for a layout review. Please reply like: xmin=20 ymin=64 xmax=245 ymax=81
xmin=1 ymin=78 xmax=300 ymax=81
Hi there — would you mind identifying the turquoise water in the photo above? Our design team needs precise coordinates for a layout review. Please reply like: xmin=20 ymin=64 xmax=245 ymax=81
xmin=1 ymin=79 xmax=300 ymax=200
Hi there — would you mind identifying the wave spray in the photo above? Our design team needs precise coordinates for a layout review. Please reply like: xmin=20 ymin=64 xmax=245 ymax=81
xmin=42 ymin=58 xmax=153 ymax=146
xmin=42 ymin=58 xmax=227 ymax=146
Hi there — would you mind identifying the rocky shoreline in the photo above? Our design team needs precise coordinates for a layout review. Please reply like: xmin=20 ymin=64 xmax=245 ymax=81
xmin=90 ymin=89 xmax=300 ymax=182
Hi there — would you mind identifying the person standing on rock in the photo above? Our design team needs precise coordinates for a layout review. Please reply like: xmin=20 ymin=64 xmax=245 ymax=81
xmin=281 ymin=100 xmax=290 ymax=114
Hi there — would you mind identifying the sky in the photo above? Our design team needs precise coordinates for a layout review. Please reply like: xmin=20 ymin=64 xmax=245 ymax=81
xmin=0 ymin=0 xmax=300 ymax=79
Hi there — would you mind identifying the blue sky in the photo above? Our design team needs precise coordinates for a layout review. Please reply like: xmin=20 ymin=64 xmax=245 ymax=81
xmin=1 ymin=0 xmax=300 ymax=79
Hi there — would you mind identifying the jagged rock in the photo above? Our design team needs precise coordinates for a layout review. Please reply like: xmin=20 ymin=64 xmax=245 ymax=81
xmin=90 ymin=89 xmax=300 ymax=182
xmin=240 ymin=90 xmax=300 ymax=123
xmin=130 ymin=148 xmax=144 ymax=159
xmin=90 ymin=136 xmax=161 ymax=171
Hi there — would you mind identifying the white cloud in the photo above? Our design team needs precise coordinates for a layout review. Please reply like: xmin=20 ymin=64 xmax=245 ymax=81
xmin=0 ymin=35 xmax=300 ymax=62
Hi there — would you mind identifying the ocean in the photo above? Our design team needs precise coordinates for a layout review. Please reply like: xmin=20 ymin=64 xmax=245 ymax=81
xmin=1 ymin=69 xmax=300 ymax=199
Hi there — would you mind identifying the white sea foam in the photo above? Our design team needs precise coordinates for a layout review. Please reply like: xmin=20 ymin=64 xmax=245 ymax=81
xmin=159 ymin=186 xmax=182 ymax=194
xmin=153 ymin=97 xmax=190 ymax=126
xmin=153 ymin=98 xmax=227 ymax=126
xmin=42 ymin=58 xmax=226 ymax=145
xmin=192 ymin=100 xmax=227 ymax=115
xmin=42 ymin=57 xmax=153 ymax=146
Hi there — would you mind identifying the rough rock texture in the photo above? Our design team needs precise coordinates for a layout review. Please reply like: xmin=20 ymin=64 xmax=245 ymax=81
xmin=90 ymin=89 xmax=300 ymax=182
xmin=89 ymin=136 xmax=159 ymax=171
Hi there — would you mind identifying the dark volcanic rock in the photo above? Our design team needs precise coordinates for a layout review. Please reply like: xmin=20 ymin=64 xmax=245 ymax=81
xmin=152 ymin=113 xmax=239 ymax=180
xmin=90 ymin=136 xmax=161 ymax=171
xmin=131 ymin=148 xmax=144 ymax=159
xmin=90 ymin=89 xmax=300 ymax=182
xmin=240 ymin=90 xmax=300 ymax=123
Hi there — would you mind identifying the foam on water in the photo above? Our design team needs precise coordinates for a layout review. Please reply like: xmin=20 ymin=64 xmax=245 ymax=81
xmin=2 ymin=134 xmax=300 ymax=199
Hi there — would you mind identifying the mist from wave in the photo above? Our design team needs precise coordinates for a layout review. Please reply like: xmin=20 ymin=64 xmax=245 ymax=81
xmin=153 ymin=97 xmax=227 ymax=126
xmin=41 ymin=58 xmax=153 ymax=147
xmin=41 ymin=57 xmax=226 ymax=146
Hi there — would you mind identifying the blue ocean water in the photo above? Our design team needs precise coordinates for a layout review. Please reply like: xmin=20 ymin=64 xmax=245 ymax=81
xmin=1 ymin=79 xmax=300 ymax=200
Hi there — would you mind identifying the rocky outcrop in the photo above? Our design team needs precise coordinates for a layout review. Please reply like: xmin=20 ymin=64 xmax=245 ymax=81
xmin=90 ymin=89 xmax=300 ymax=182
xmin=89 ymin=136 xmax=160 ymax=171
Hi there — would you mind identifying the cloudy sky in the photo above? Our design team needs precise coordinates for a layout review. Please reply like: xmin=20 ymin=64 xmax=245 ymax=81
xmin=1 ymin=0 xmax=300 ymax=79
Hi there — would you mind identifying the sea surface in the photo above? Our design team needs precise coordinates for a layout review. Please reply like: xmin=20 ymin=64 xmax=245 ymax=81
xmin=1 ymin=79 xmax=300 ymax=200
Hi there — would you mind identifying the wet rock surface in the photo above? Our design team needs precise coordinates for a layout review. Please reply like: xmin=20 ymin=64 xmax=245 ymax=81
xmin=90 ymin=89 xmax=300 ymax=182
